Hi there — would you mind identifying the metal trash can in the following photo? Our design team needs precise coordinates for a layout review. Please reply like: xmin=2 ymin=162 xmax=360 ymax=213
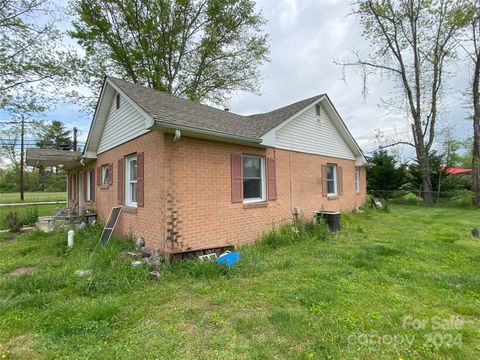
xmin=316 ymin=211 xmax=341 ymax=232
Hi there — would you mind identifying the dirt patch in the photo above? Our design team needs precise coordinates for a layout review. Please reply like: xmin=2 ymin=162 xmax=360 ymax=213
xmin=7 ymin=266 xmax=36 ymax=276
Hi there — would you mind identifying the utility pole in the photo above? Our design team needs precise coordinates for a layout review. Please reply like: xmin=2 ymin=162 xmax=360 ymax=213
xmin=19 ymin=114 xmax=25 ymax=201
xmin=73 ymin=127 xmax=77 ymax=151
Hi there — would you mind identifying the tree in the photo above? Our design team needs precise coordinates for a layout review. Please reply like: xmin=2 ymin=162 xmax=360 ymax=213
xmin=367 ymin=150 xmax=407 ymax=197
xmin=461 ymin=1 xmax=480 ymax=203
xmin=337 ymin=0 xmax=471 ymax=203
xmin=36 ymin=121 xmax=73 ymax=150
xmin=70 ymin=0 xmax=269 ymax=106
xmin=0 ymin=0 xmax=82 ymax=108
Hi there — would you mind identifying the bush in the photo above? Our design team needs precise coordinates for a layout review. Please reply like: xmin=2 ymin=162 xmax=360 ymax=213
xmin=23 ymin=207 xmax=38 ymax=226
xmin=5 ymin=211 xmax=21 ymax=232
xmin=450 ymin=189 xmax=474 ymax=207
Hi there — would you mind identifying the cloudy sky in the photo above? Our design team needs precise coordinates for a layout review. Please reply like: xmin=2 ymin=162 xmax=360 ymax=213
xmin=11 ymin=0 xmax=473 ymax=157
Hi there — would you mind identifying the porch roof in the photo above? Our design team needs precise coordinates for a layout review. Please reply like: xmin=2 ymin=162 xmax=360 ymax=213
xmin=26 ymin=148 xmax=83 ymax=170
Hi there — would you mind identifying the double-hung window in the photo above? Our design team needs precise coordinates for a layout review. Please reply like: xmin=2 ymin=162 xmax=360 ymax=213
xmin=101 ymin=165 xmax=110 ymax=186
xmin=125 ymin=155 xmax=138 ymax=207
xmin=243 ymin=155 xmax=266 ymax=203
xmin=355 ymin=169 xmax=360 ymax=193
xmin=326 ymin=164 xmax=337 ymax=196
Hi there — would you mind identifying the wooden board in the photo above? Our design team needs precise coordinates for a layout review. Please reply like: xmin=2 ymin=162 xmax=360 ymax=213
xmin=100 ymin=206 xmax=122 ymax=245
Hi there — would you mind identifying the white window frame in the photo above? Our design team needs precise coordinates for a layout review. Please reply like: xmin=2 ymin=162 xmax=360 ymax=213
xmin=101 ymin=165 xmax=110 ymax=186
xmin=242 ymin=155 xmax=266 ymax=204
xmin=327 ymin=164 xmax=337 ymax=197
xmin=355 ymin=169 xmax=360 ymax=193
xmin=86 ymin=170 xmax=92 ymax=201
xmin=125 ymin=154 xmax=138 ymax=207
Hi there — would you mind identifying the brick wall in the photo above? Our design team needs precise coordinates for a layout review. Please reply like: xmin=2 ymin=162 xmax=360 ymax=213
xmin=164 ymin=135 xmax=366 ymax=252
xmin=69 ymin=131 xmax=366 ymax=252
xmin=91 ymin=131 xmax=166 ymax=249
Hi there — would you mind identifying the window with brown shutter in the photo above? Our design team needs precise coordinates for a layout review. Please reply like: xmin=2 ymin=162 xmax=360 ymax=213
xmin=231 ymin=153 xmax=243 ymax=203
xmin=267 ymin=158 xmax=277 ymax=201
xmin=118 ymin=158 xmax=124 ymax=205
xmin=90 ymin=169 xmax=95 ymax=201
xmin=108 ymin=163 xmax=113 ymax=185
xmin=321 ymin=165 xmax=328 ymax=197
xmin=137 ymin=152 xmax=144 ymax=207
xmin=337 ymin=166 xmax=343 ymax=196
xmin=326 ymin=164 xmax=338 ymax=196
xmin=97 ymin=167 xmax=101 ymax=186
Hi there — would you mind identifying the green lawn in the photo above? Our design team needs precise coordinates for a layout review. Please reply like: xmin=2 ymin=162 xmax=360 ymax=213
xmin=0 ymin=205 xmax=479 ymax=359
xmin=0 ymin=192 xmax=66 ymax=204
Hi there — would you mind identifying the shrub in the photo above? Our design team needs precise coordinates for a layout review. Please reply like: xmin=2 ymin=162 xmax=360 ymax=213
xmin=5 ymin=211 xmax=21 ymax=232
xmin=23 ymin=207 xmax=38 ymax=226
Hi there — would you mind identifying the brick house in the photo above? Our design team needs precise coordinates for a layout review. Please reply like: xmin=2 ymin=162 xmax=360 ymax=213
xmin=27 ymin=76 xmax=367 ymax=254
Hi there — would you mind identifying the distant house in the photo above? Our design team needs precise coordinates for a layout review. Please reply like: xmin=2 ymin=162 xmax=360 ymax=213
xmin=27 ymin=76 xmax=367 ymax=254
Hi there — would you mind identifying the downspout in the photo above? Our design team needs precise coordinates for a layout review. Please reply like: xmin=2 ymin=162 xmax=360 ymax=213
xmin=173 ymin=129 xmax=181 ymax=142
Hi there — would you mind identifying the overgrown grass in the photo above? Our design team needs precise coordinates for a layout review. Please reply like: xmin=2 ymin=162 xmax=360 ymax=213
xmin=0 ymin=192 xmax=66 ymax=204
xmin=1 ymin=205 xmax=480 ymax=359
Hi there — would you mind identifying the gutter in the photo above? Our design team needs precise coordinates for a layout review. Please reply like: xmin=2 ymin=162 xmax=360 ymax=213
xmin=152 ymin=118 xmax=262 ymax=145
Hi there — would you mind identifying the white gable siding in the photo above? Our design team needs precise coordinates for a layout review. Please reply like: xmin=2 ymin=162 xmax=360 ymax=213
xmin=275 ymin=103 xmax=356 ymax=160
xmin=97 ymin=94 xmax=149 ymax=154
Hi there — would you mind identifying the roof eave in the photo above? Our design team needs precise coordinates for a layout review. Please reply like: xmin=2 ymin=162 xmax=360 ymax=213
xmin=152 ymin=119 xmax=263 ymax=146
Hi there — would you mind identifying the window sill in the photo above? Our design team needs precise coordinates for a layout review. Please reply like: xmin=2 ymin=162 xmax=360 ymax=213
xmin=100 ymin=185 xmax=109 ymax=189
xmin=243 ymin=201 xmax=268 ymax=209
xmin=327 ymin=195 xmax=339 ymax=200
xmin=122 ymin=206 xmax=137 ymax=214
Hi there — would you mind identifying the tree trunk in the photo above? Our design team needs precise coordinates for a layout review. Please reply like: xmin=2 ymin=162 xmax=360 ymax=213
xmin=472 ymin=37 xmax=480 ymax=205
xmin=412 ymin=123 xmax=433 ymax=203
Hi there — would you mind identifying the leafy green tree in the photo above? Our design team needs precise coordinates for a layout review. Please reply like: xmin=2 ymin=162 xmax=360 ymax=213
xmin=0 ymin=0 xmax=81 ymax=107
xmin=36 ymin=121 xmax=73 ymax=150
xmin=367 ymin=150 xmax=407 ymax=198
xmin=70 ymin=0 xmax=269 ymax=105
xmin=337 ymin=0 xmax=472 ymax=203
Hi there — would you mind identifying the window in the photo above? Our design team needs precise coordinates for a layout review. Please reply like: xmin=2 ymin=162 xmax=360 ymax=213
xmin=102 ymin=165 xmax=110 ymax=186
xmin=355 ymin=169 xmax=360 ymax=193
xmin=243 ymin=155 xmax=266 ymax=203
xmin=125 ymin=155 xmax=137 ymax=207
xmin=116 ymin=93 xmax=121 ymax=109
xmin=315 ymin=103 xmax=321 ymax=117
xmin=327 ymin=164 xmax=337 ymax=196
xmin=86 ymin=170 xmax=94 ymax=201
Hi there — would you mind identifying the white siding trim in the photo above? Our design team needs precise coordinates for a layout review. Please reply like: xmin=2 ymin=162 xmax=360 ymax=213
xmin=274 ymin=103 xmax=356 ymax=160
xmin=97 ymin=94 xmax=150 ymax=154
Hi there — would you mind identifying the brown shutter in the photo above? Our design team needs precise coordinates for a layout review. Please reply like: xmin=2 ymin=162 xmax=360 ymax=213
xmin=83 ymin=171 xmax=87 ymax=202
xmin=137 ymin=152 xmax=144 ymax=207
xmin=97 ymin=167 xmax=101 ymax=186
xmin=108 ymin=163 xmax=113 ymax=185
xmin=267 ymin=157 xmax=277 ymax=201
xmin=68 ymin=174 xmax=72 ymax=201
xmin=117 ymin=158 xmax=124 ymax=205
xmin=337 ymin=166 xmax=343 ymax=196
xmin=91 ymin=169 xmax=95 ymax=201
xmin=231 ymin=153 xmax=243 ymax=203
xmin=322 ymin=165 xmax=328 ymax=197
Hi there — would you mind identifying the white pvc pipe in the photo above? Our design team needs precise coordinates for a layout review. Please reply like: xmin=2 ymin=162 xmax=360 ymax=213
xmin=68 ymin=230 xmax=74 ymax=248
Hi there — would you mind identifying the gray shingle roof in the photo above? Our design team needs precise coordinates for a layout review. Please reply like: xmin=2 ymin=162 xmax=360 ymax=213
xmin=107 ymin=76 xmax=324 ymax=140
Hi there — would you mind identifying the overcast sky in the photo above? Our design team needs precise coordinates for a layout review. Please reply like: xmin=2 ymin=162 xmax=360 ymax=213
xmin=7 ymin=0 xmax=472 ymax=158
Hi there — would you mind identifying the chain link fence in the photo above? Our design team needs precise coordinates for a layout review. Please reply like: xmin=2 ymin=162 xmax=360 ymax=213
xmin=367 ymin=189 xmax=475 ymax=208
